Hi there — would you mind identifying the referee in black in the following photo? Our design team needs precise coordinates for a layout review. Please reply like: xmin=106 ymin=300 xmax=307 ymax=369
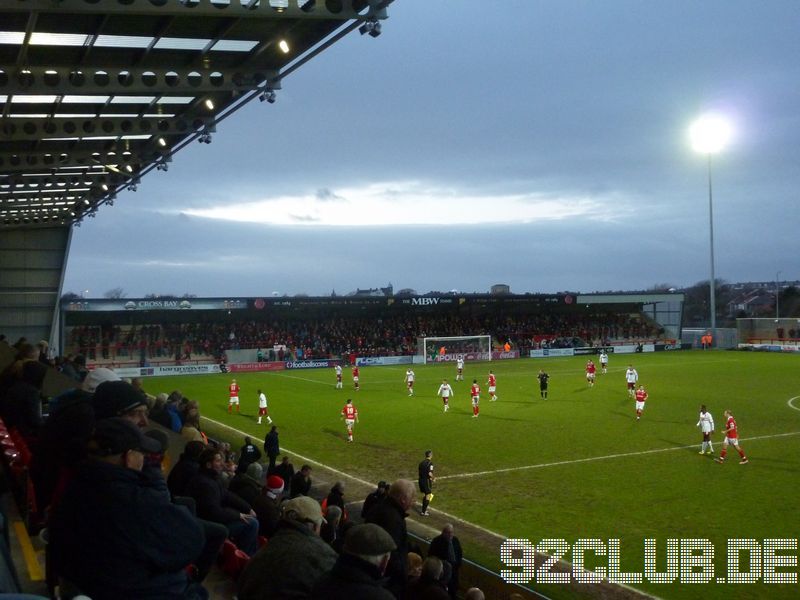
xmin=418 ymin=450 xmax=434 ymax=516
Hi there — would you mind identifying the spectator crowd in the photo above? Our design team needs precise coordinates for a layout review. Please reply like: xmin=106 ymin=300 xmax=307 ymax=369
xmin=0 ymin=335 xmax=498 ymax=599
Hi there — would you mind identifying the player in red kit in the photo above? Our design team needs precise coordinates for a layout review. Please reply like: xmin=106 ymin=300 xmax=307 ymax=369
xmin=470 ymin=380 xmax=481 ymax=418
xmin=715 ymin=410 xmax=748 ymax=464
xmin=352 ymin=365 xmax=360 ymax=391
xmin=487 ymin=371 xmax=498 ymax=401
xmin=228 ymin=379 xmax=240 ymax=414
xmin=585 ymin=360 xmax=596 ymax=387
xmin=341 ymin=398 xmax=359 ymax=442
xmin=634 ymin=384 xmax=647 ymax=420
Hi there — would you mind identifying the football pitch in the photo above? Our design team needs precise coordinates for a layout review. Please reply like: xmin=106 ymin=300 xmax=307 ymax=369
xmin=145 ymin=351 xmax=800 ymax=600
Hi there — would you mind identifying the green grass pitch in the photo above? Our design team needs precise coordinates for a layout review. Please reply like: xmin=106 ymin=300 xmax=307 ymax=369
xmin=144 ymin=351 xmax=800 ymax=600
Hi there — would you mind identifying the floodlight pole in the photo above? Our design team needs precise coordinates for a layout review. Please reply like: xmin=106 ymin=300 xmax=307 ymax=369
xmin=776 ymin=270 xmax=781 ymax=318
xmin=706 ymin=153 xmax=716 ymax=347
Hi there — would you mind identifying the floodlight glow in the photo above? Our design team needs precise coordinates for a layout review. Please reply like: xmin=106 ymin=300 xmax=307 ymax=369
xmin=278 ymin=40 xmax=290 ymax=54
xmin=689 ymin=114 xmax=732 ymax=154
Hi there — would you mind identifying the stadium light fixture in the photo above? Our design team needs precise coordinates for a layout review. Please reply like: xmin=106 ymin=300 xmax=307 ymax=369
xmin=359 ymin=18 xmax=381 ymax=38
xmin=259 ymin=87 xmax=277 ymax=104
xmin=204 ymin=98 xmax=215 ymax=111
xmin=689 ymin=113 xmax=732 ymax=349
xmin=278 ymin=39 xmax=290 ymax=54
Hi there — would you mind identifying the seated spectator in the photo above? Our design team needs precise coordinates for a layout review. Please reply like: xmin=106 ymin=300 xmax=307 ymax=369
xmin=407 ymin=552 xmax=423 ymax=583
xmin=48 ymin=418 xmax=206 ymax=599
xmin=167 ymin=440 xmax=207 ymax=499
xmin=324 ymin=481 xmax=347 ymax=520
xmin=312 ymin=523 xmax=397 ymax=599
xmin=290 ymin=464 xmax=313 ymax=498
xmin=464 ymin=588 xmax=486 ymax=600
xmin=238 ymin=496 xmax=337 ymax=600
xmin=92 ymin=380 xmax=149 ymax=428
xmin=148 ymin=392 xmax=172 ymax=429
xmin=320 ymin=505 xmax=342 ymax=548
xmin=405 ymin=556 xmax=449 ymax=600
xmin=181 ymin=412 xmax=206 ymax=444
xmin=185 ymin=447 xmax=259 ymax=556
xmin=229 ymin=466 xmax=282 ymax=539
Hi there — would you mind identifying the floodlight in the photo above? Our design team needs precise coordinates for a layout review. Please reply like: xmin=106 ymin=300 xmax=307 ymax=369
xmin=689 ymin=114 xmax=732 ymax=154
xmin=278 ymin=40 xmax=290 ymax=54
xmin=359 ymin=18 xmax=381 ymax=37
xmin=260 ymin=88 xmax=277 ymax=104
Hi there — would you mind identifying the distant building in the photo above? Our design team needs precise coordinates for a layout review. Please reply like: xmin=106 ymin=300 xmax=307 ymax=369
xmin=491 ymin=284 xmax=511 ymax=295
xmin=349 ymin=284 xmax=394 ymax=297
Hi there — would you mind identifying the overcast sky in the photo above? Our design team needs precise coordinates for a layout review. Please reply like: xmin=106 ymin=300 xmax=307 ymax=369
xmin=64 ymin=0 xmax=800 ymax=298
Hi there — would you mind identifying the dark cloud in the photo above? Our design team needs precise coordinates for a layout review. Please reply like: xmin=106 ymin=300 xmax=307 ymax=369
xmin=315 ymin=188 xmax=345 ymax=202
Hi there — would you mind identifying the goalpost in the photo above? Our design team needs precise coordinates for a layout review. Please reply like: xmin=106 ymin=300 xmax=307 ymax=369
xmin=419 ymin=335 xmax=492 ymax=363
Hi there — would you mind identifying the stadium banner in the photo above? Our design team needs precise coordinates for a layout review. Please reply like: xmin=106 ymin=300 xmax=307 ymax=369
xmin=613 ymin=345 xmax=638 ymax=354
xmin=573 ymin=347 xmax=594 ymax=356
xmin=654 ymin=343 xmax=680 ymax=351
xmin=114 ymin=364 xmax=223 ymax=378
xmin=529 ymin=348 xmax=574 ymax=358
xmin=356 ymin=356 xmax=414 ymax=367
xmin=229 ymin=361 xmax=286 ymax=373
xmin=431 ymin=351 xmax=491 ymax=363
xmin=642 ymin=343 xmax=656 ymax=353
xmin=284 ymin=359 xmax=336 ymax=370
xmin=62 ymin=298 xmax=248 ymax=312
xmin=738 ymin=343 xmax=800 ymax=353
xmin=491 ymin=351 xmax=520 ymax=360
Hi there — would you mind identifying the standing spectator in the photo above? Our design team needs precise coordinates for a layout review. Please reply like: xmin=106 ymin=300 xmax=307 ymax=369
xmin=290 ymin=464 xmax=313 ymax=498
xmin=236 ymin=436 xmax=262 ymax=475
xmin=311 ymin=523 xmax=397 ymax=600
xmin=49 ymin=418 xmax=205 ymax=599
xmin=238 ymin=496 xmax=337 ymax=600
xmin=0 ymin=359 xmax=47 ymax=439
xmin=428 ymin=524 xmax=463 ymax=599
xmin=185 ymin=448 xmax=259 ymax=556
xmin=263 ymin=425 xmax=280 ymax=471
xmin=365 ymin=479 xmax=415 ymax=598
xmin=361 ymin=480 xmax=388 ymax=518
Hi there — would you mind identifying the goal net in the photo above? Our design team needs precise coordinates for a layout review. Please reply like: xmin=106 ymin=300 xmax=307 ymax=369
xmin=420 ymin=335 xmax=492 ymax=363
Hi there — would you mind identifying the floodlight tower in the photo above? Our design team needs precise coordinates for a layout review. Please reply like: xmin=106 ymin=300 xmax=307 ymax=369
xmin=689 ymin=114 xmax=732 ymax=348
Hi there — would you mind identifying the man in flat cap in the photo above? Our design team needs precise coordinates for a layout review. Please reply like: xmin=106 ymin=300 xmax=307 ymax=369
xmin=49 ymin=418 xmax=206 ymax=599
xmin=312 ymin=523 xmax=397 ymax=599
xmin=238 ymin=495 xmax=337 ymax=600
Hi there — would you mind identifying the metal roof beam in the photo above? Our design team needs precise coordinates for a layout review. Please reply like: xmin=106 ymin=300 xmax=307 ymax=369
xmin=0 ymin=0 xmax=380 ymax=20
xmin=0 ymin=65 xmax=278 ymax=95
xmin=0 ymin=116 xmax=214 ymax=142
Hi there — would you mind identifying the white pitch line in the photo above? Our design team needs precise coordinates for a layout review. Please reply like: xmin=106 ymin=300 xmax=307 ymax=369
xmin=438 ymin=431 xmax=800 ymax=481
xmin=788 ymin=396 xmax=800 ymax=412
